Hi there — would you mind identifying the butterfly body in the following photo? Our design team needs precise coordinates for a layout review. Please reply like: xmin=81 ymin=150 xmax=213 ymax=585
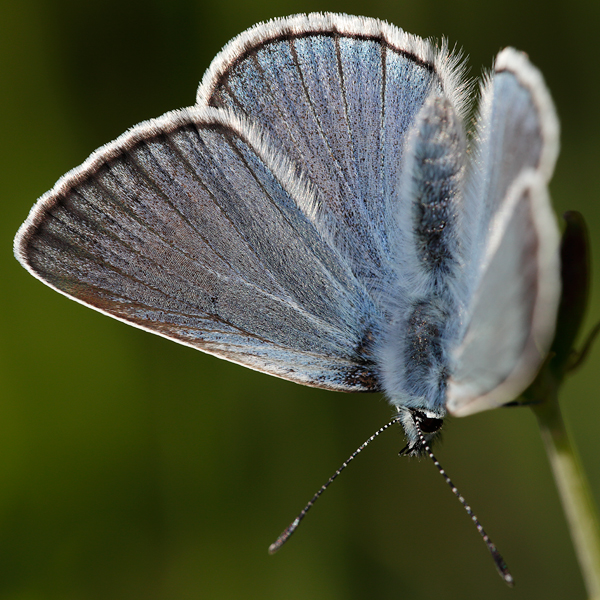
xmin=14 ymin=13 xmax=560 ymax=454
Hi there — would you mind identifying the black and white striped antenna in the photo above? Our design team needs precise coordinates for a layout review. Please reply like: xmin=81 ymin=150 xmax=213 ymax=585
xmin=269 ymin=412 xmax=514 ymax=587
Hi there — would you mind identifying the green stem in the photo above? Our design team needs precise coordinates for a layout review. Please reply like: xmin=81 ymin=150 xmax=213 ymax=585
xmin=532 ymin=392 xmax=600 ymax=600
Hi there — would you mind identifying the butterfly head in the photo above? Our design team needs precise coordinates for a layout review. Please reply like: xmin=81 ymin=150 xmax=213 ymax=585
xmin=398 ymin=407 xmax=445 ymax=456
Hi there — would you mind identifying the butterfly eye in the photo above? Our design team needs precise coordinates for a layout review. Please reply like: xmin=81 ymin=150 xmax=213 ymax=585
xmin=414 ymin=414 xmax=444 ymax=433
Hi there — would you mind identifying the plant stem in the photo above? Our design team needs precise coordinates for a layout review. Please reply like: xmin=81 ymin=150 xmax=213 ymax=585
xmin=532 ymin=392 xmax=600 ymax=600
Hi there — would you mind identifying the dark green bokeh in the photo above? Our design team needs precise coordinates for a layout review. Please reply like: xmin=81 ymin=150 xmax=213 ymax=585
xmin=2 ymin=1 xmax=600 ymax=598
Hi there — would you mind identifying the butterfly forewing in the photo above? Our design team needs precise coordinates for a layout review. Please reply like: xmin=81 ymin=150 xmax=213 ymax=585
xmin=15 ymin=108 xmax=382 ymax=391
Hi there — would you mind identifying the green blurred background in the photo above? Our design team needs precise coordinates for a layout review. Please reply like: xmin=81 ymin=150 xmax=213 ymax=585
xmin=2 ymin=0 xmax=600 ymax=598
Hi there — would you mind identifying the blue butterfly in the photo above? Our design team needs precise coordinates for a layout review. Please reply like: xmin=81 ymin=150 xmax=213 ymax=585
xmin=14 ymin=14 xmax=560 ymax=583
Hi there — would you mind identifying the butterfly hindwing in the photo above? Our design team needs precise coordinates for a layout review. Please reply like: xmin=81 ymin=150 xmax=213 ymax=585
xmin=447 ymin=50 xmax=561 ymax=415
xmin=464 ymin=48 xmax=559 ymax=263
xmin=199 ymin=13 xmax=468 ymax=292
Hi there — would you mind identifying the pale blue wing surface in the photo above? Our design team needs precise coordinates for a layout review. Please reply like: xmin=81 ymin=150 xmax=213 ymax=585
xmin=448 ymin=50 xmax=561 ymax=415
xmin=15 ymin=14 xmax=472 ymax=402
xmin=194 ymin=14 xmax=471 ymax=411
xmin=15 ymin=108 xmax=381 ymax=391
xmin=448 ymin=172 xmax=560 ymax=415
xmin=464 ymin=48 xmax=559 ymax=269
xmin=198 ymin=14 xmax=467 ymax=295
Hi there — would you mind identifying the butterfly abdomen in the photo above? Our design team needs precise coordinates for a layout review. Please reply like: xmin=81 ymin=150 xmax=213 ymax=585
xmin=376 ymin=93 xmax=468 ymax=413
